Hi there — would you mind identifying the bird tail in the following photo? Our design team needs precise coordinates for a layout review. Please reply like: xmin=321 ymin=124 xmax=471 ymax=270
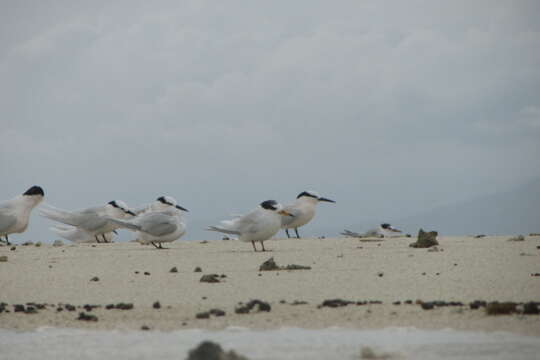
xmin=39 ymin=205 xmax=75 ymax=225
xmin=206 ymin=226 xmax=240 ymax=235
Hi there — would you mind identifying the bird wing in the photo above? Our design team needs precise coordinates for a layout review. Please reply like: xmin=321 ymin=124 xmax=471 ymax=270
xmin=232 ymin=210 xmax=266 ymax=234
xmin=280 ymin=204 xmax=300 ymax=227
xmin=138 ymin=213 xmax=177 ymax=236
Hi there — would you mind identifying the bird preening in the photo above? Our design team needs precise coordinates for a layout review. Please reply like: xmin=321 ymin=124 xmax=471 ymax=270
xmin=2 ymin=186 xmax=336 ymax=251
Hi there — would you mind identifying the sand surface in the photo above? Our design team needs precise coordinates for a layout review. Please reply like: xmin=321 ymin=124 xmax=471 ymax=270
xmin=1 ymin=235 xmax=539 ymax=335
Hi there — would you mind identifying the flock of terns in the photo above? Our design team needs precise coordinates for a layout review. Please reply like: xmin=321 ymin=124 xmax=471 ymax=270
xmin=0 ymin=186 xmax=403 ymax=251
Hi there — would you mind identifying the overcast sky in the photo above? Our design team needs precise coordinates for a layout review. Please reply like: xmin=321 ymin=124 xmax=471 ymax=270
xmin=2 ymin=1 xmax=539 ymax=242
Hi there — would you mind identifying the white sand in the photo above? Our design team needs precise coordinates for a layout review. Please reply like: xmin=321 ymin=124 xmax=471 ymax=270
xmin=1 ymin=235 xmax=539 ymax=334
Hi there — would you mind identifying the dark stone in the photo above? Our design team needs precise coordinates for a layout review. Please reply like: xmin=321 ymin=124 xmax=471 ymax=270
xmin=144 ymin=272 xmax=150 ymax=276
xmin=10 ymin=246 xmax=16 ymax=251
xmin=209 ymin=309 xmax=226 ymax=317
xmin=141 ymin=325 xmax=150 ymax=330
xmin=404 ymin=300 xmax=413 ymax=304
xmin=169 ymin=267 xmax=178 ymax=273
xmin=409 ymin=229 xmax=439 ymax=248
xmin=319 ymin=299 xmax=354 ymax=308
xmin=469 ymin=300 xmax=487 ymax=310
xmin=486 ymin=302 xmax=517 ymax=315
xmin=196 ymin=311 xmax=210 ymax=319
xmin=259 ymin=257 xmax=280 ymax=271
xmin=186 ymin=341 xmax=249 ymax=360
xmin=24 ymin=306 xmax=37 ymax=314
xmin=291 ymin=300 xmax=308 ymax=306
xmin=153 ymin=301 xmax=161 ymax=309
xmin=377 ymin=272 xmax=384 ymax=277
xmin=393 ymin=301 xmax=401 ymax=305
xmin=235 ymin=300 xmax=271 ymax=314
xmin=284 ymin=264 xmax=311 ymax=270
xmin=220 ymin=274 xmax=227 ymax=278
xmin=83 ymin=304 xmax=100 ymax=312
xmin=200 ymin=274 xmax=221 ymax=283
xmin=65 ymin=304 xmax=76 ymax=311
xmin=474 ymin=234 xmax=486 ymax=238
xmin=194 ymin=267 xmax=202 ymax=272
xmin=90 ymin=276 xmax=99 ymax=282
xmin=105 ymin=304 xmax=115 ymax=309
xmin=421 ymin=302 xmax=435 ymax=310
xmin=14 ymin=304 xmax=25 ymax=312
xmin=77 ymin=312 xmax=98 ymax=321
xmin=523 ymin=302 xmax=539 ymax=315
xmin=115 ymin=303 xmax=134 ymax=310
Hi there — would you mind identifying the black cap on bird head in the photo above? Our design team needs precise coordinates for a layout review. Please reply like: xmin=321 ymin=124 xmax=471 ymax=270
xmin=381 ymin=223 xmax=391 ymax=229
xmin=260 ymin=200 xmax=278 ymax=210
xmin=23 ymin=186 xmax=44 ymax=197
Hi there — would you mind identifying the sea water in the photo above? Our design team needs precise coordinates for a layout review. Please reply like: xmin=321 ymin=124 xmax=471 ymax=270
xmin=1 ymin=327 xmax=539 ymax=360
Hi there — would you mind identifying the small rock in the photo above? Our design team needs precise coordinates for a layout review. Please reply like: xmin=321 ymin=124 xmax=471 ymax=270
xmin=319 ymin=299 xmax=354 ymax=308
xmin=409 ymin=229 xmax=439 ymax=248
xmin=153 ymin=301 xmax=161 ymax=309
xmin=474 ymin=234 xmax=486 ymax=238
xmin=144 ymin=272 xmax=150 ymax=276
xmin=209 ymin=308 xmax=226 ymax=317
xmin=194 ymin=267 xmax=202 ymax=272
xmin=393 ymin=301 xmax=401 ymax=305
xmin=235 ymin=300 xmax=271 ymax=314
xmin=469 ymin=300 xmax=487 ymax=310
xmin=77 ymin=312 xmax=98 ymax=321
xmin=22 ymin=241 xmax=33 ymax=246
xmin=377 ymin=272 xmax=384 ymax=277
xmin=222 ymin=236 xmax=230 ymax=240
xmin=115 ymin=303 xmax=134 ymax=310
xmin=522 ymin=302 xmax=539 ymax=315
xmin=421 ymin=302 xmax=434 ymax=310
xmin=200 ymin=240 xmax=209 ymax=244
xmin=169 ymin=267 xmax=178 ymax=273
xmin=35 ymin=242 xmax=42 ymax=247
xmin=200 ymin=274 xmax=221 ymax=283
xmin=65 ymin=304 xmax=76 ymax=311
xmin=52 ymin=240 xmax=64 ymax=247
xmin=0 ymin=256 xmax=7 ymax=262
xmin=507 ymin=235 xmax=525 ymax=241
xmin=13 ymin=304 xmax=25 ymax=312
xmin=141 ymin=325 xmax=150 ymax=330
xmin=284 ymin=264 xmax=311 ymax=270
xmin=360 ymin=346 xmax=394 ymax=360
xmin=259 ymin=257 xmax=280 ymax=271
xmin=486 ymin=302 xmax=517 ymax=315
xmin=195 ymin=311 xmax=210 ymax=319
xmin=186 ymin=341 xmax=249 ymax=360
xmin=10 ymin=246 xmax=16 ymax=251
xmin=90 ymin=276 xmax=99 ymax=282
xmin=291 ymin=300 xmax=308 ymax=306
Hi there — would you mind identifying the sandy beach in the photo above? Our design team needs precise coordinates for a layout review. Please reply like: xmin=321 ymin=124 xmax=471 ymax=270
xmin=1 ymin=235 xmax=539 ymax=335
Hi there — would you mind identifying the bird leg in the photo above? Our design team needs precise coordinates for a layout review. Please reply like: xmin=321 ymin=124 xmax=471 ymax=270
xmin=294 ymin=228 xmax=300 ymax=238
xmin=260 ymin=241 xmax=266 ymax=252
xmin=102 ymin=234 xmax=107 ymax=243
xmin=95 ymin=235 xmax=101 ymax=243
xmin=2 ymin=235 xmax=10 ymax=245
xmin=285 ymin=229 xmax=291 ymax=238
xmin=251 ymin=241 xmax=257 ymax=252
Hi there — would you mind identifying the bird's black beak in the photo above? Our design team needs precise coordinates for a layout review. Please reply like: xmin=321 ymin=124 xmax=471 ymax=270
xmin=126 ymin=210 xmax=136 ymax=216
xmin=318 ymin=197 xmax=336 ymax=203
xmin=176 ymin=205 xmax=189 ymax=212
xmin=113 ymin=230 xmax=118 ymax=235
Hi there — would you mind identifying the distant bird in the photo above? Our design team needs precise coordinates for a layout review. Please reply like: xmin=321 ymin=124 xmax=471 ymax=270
xmin=281 ymin=191 xmax=335 ymax=238
xmin=107 ymin=206 xmax=187 ymax=249
xmin=378 ymin=223 xmax=402 ymax=237
xmin=0 ymin=186 xmax=45 ymax=245
xmin=207 ymin=200 xmax=293 ymax=251
xmin=50 ymin=225 xmax=116 ymax=243
xmin=40 ymin=200 xmax=135 ymax=243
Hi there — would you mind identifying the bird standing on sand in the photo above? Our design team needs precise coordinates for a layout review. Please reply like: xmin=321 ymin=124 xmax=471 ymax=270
xmin=107 ymin=204 xmax=188 ymax=249
xmin=281 ymin=191 xmax=335 ymax=238
xmin=0 ymin=186 xmax=45 ymax=245
xmin=207 ymin=200 xmax=293 ymax=252
xmin=40 ymin=200 xmax=135 ymax=243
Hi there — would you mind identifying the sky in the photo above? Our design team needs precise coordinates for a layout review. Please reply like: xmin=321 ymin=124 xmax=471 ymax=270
xmin=1 ymin=0 xmax=539 ymax=242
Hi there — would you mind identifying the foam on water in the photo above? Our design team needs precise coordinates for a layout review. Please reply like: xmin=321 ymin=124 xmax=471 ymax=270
xmin=1 ymin=327 xmax=539 ymax=360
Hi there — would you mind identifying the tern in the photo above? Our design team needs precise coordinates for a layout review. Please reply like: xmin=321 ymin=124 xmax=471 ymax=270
xmin=0 ymin=186 xmax=45 ymax=245
xmin=207 ymin=200 xmax=293 ymax=252
xmin=378 ymin=223 xmax=402 ymax=238
xmin=107 ymin=206 xmax=187 ymax=249
xmin=281 ymin=191 xmax=335 ymax=238
xmin=40 ymin=200 xmax=135 ymax=243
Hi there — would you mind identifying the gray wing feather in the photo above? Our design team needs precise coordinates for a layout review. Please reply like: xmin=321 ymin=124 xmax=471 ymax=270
xmin=138 ymin=213 xmax=177 ymax=236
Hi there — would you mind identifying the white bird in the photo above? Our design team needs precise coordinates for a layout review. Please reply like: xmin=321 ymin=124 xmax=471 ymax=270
xmin=378 ymin=223 xmax=402 ymax=238
xmin=207 ymin=200 xmax=293 ymax=252
xmin=40 ymin=200 xmax=135 ymax=243
xmin=106 ymin=205 xmax=187 ymax=249
xmin=0 ymin=186 xmax=45 ymax=245
xmin=50 ymin=225 xmax=116 ymax=243
xmin=281 ymin=191 xmax=335 ymax=238
xmin=133 ymin=196 xmax=188 ymax=215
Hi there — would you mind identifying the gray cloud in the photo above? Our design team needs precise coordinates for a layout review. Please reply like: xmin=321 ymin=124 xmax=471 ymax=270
xmin=1 ymin=1 xmax=539 ymax=241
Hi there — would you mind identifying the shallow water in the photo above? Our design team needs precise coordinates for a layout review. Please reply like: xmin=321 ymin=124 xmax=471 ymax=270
xmin=1 ymin=327 xmax=539 ymax=360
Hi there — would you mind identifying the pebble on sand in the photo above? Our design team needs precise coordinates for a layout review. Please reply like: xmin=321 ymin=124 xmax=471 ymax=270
xmin=186 ymin=341 xmax=249 ymax=360
xmin=409 ymin=229 xmax=439 ymax=248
